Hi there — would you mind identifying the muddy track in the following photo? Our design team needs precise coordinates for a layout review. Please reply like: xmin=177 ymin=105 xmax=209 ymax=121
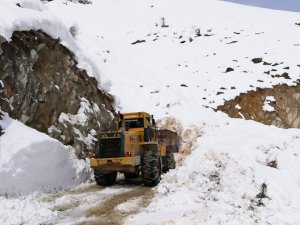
xmin=39 ymin=180 xmax=154 ymax=225
xmin=81 ymin=186 xmax=154 ymax=225
xmin=39 ymin=184 xmax=103 ymax=203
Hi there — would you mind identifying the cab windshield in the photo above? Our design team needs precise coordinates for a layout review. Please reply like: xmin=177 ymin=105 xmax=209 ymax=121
xmin=124 ymin=118 xmax=144 ymax=129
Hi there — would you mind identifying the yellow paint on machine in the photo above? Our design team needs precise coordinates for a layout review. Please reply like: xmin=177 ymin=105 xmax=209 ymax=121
xmin=90 ymin=156 xmax=141 ymax=173
xmin=90 ymin=112 xmax=179 ymax=176
xmin=90 ymin=156 xmax=141 ymax=167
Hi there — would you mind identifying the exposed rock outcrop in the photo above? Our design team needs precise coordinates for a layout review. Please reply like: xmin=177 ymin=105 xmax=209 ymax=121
xmin=0 ymin=111 xmax=3 ymax=136
xmin=218 ymin=84 xmax=300 ymax=129
xmin=0 ymin=30 xmax=116 ymax=158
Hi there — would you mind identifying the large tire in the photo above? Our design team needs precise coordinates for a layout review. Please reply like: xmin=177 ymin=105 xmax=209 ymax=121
xmin=142 ymin=150 xmax=161 ymax=187
xmin=162 ymin=149 xmax=176 ymax=173
xmin=94 ymin=171 xmax=117 ymax=186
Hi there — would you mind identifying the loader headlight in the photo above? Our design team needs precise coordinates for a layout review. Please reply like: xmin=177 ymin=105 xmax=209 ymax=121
xmin=126 ymin=151 xmax=134 ymax=156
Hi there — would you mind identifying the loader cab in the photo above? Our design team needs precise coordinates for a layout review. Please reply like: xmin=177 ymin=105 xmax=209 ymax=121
xmin=117 ymin=112 xmax=155 ymax=131
xmin=124 ymin=118 xmax=144 ymax=130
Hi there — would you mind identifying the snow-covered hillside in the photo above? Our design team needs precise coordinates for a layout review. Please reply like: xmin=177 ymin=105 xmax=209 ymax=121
xmin=1 ymin=0 xmax=300 ymax=224
xmin=47 ymin=0 xmax=300 ymax=115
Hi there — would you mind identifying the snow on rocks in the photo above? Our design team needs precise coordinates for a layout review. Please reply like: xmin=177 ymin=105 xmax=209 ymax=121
xmin=235 ymin=104 xmax=241 ymax=110
xmin=0 ymin=114 xmax=91 ymax=196
xmin=0 ymin=0 xmax=111 ymax=91
xmin=17 ymin=0 xmax=47 ymax=11
xmin=263 ymin=96 xmax=276 ymax=112
xmin=56 ymin=97 xmax=100 ymax=149
xmin=58 ymin=97 xmax=97 ymax=127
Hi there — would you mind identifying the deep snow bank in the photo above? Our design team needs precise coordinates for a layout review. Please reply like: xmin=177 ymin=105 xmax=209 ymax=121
xmin=0 ymin=114 xmax=91 ymax=196
xmin=127 ymin=117 xmax=300 ymax=225
xmin=0 ymin=195 xmax=56 ymax=225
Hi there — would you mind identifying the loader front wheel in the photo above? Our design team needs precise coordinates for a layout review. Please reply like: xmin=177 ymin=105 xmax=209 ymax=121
xmin=94 ymin=171 xmax=117 ymax=186
xmin=142 ymin=150 xmax=161 ymax=187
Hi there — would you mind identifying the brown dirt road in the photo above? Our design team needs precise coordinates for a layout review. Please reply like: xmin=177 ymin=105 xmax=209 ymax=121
xmin=40 ymin=179 xmax=154 ymax=225
xmin=81 ymin=186 xmax=154 ymax=225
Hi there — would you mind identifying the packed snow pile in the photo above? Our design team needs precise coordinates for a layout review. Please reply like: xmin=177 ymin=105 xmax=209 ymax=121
xmin=0 ymin=114 xmax=91 ymax=196
xmin=127 ymin=118 xmax=300 ymax=224
xmin=0 ymin=195 xmax=57 ymax=225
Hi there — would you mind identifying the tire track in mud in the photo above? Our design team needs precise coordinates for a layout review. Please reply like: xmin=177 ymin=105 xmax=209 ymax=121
xmin=39 ymin=184 xmax=103 ymax=204
xmin=38 ymin=181 xmax=154 ymax=225
xmin=80 ymin=186 xmax=154 ymax=225
xmin=54 ymin=185 xmax=106 ymax=212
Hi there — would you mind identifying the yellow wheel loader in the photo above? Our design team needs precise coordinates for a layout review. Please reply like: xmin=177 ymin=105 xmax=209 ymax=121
xmin=90 ymin=112 xmax=179 ymax=187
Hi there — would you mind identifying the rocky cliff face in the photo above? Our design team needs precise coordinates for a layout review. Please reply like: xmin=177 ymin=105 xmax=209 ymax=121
xmin=218 ymin=83 xmax=300 ymax=129
xmin=0 ymin=30 xmax=116 ymax=158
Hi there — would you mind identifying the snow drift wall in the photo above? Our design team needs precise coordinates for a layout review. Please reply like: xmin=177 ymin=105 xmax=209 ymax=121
xmin=0 ymin=115 xmax=90 ymax=196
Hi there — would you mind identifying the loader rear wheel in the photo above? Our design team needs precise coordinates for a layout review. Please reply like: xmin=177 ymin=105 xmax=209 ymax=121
xmin=94 ymin=171 xmax=117 ymax=186
xmin=142 ymin=150 xmax=161 ymax=187
xmin=162 ymin=150 xmax=176 ymax=173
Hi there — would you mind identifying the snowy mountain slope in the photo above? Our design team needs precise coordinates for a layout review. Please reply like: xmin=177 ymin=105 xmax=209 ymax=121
xmin=0 ymin=0 xmax=300 ymax=224
xmin=45 ymin=0 xmax=300 ymax=224
xmin=47 ymin=0 xmax=300 ymax=115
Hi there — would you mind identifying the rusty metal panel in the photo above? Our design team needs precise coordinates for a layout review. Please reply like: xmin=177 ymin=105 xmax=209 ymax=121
xmin=158 ymin=130 xmax=179 ymax=152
